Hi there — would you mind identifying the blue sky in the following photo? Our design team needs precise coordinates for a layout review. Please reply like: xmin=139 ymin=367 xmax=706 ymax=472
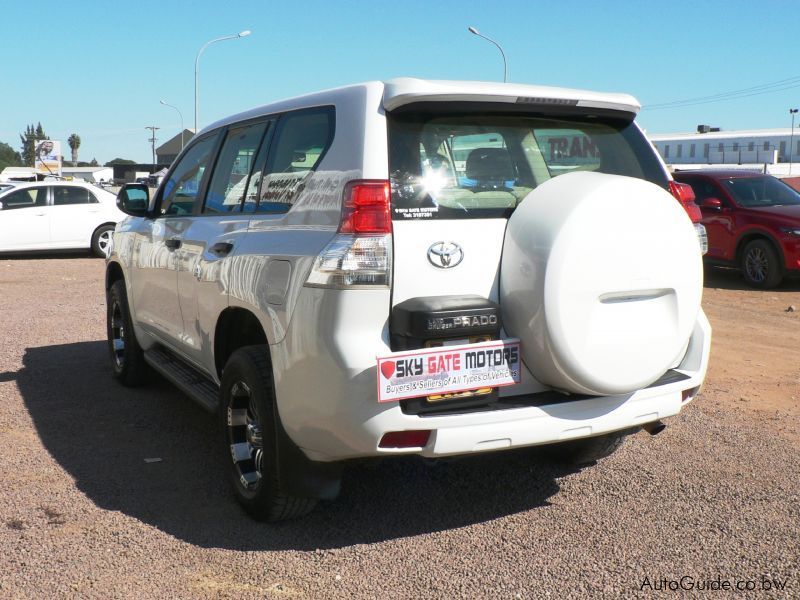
xmin=2 ymin=0 xmax=799 ymax=164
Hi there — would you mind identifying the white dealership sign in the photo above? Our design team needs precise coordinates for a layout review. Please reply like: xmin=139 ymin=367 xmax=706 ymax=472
xmin=376 ymin=339 xmax=521 ymax=403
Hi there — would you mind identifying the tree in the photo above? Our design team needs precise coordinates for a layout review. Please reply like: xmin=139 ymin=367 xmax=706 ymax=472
xmin=19 ymin=123 xmax=44 ymax=167
xmin=104 ymin=158 xmax=137 ymax=166
xmin=89 ymin=158 xmax=98 ymax=166
xmin=0 ymin=141 xmax=23 ymax=171
xmin=67 ymin=133 xmax=81 ymax=167
xmin=19 ymin=123 xmax=47 ymax=167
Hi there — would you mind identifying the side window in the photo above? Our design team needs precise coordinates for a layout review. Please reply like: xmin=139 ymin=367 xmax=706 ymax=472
xmin=203 ymin=121 xmax=268 ymax=214
xmin=53 ymin=186 xmax=94 ymax=205
xmin=0 ymin=187 xmax=47 ymax=210
xmin=159 ymin=133 xmax=219 ymax=216
xmin=688 ymin=179 xmax=727 ymax=206
xmin=257 ymin=107 xmax=334 ymax=214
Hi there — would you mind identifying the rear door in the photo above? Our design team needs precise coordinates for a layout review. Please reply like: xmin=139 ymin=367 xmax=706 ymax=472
xmin=49 ymin=185 xmax=102 ymax=247
xmin=0 ymin=186 xmax=50 ymax=250
xmin=387 ymin=111 xmax=669 ymax=308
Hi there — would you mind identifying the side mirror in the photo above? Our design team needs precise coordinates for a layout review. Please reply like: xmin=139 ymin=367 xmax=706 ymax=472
xmin=700 ymin=197 xmax=723 ymax=211
xmin=117 ymin=183 xmax=150 ymax=217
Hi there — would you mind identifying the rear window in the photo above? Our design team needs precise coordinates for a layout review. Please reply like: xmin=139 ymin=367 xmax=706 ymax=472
xmin=388 ymin=113 xmax=668 ymax=220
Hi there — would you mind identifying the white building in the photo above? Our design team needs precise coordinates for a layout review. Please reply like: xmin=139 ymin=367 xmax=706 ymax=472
xmin=0 ymin=166 xmax=37 ymax=182
xmin=61 ymin=166 xmax=114 ymax=183
xmin=649 ymin=127 xmax=800 ymax=166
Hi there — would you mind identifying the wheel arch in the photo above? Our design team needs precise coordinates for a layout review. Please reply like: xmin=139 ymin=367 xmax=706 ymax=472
xmin=106 ymin=260 xmax=125 ymax=290
xmin=214 ymin=307 xmax=269 ymax=379
xmin=93 ymin=220 xmax=117 ymax=233
xmin=735 ymin=229 xmax=785 ymax=268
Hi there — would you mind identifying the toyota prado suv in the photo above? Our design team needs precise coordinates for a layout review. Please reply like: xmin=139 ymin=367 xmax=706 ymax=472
xmin=106 ymin=78 xmax=711 ymax=521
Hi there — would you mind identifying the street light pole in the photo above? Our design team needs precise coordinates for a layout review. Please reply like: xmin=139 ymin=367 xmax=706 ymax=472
xmin=468 ymin=26 xmax=507 ymax=83
xmin=790 ymin=108 xmax=798 ymax=175
xmin=160 ymin=100 xmax=185 ymax=152
xmin=194 ymin=30 xmax=251 ymax=133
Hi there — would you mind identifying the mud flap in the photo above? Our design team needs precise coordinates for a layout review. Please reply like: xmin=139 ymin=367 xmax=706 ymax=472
xmin=273 ymin=407 xmax=343 ymax=500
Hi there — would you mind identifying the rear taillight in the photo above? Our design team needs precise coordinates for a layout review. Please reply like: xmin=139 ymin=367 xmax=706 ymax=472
xmin=694 ymin=223 xmax=708 ymax=255
xmin=669 ymin=181 xmax=707 ymax=255
xmin=669 ymin=181 xmax=703 ymax=223
xmin=305 ymin=179 xmax=392 ymax=288
xmin=339 ymin=181 xmax=391 ymax=234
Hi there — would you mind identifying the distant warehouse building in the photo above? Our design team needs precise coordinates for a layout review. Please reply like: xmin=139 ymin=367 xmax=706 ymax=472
xmin=649 ymin=126 xmax=800 ymax=166
xmin=156 ymin=129 xmax=195 ymax=165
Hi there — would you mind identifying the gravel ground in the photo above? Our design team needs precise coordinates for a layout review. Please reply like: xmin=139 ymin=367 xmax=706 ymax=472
xmin=0 ymin=257 xmax=798 ymax=599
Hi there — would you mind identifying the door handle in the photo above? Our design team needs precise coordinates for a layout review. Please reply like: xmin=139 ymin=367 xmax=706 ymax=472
xmin=210 ymin=242 xmax=234 ymax=256
xmin=165 ymin=238 xmax=182 ymax=249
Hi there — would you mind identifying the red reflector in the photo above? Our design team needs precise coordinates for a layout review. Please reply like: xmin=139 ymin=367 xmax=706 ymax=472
xmin=339 ymin=180 xmax=391 ymax=234
xmin=669 ymin=181 xmax=702 ymax=223
xmin=379 ymin=430 xmax=431 ymax=449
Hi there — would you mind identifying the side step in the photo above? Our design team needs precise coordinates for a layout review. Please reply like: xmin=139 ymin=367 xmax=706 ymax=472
xmin=144 ymin=346 xmax=219 ymax=413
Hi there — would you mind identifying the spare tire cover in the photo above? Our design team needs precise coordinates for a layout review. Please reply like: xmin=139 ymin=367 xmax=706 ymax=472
xmin=500 ymin=171 xmax=703 ymax=396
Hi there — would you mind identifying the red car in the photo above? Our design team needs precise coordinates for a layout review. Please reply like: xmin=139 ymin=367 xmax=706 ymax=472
xmin=673 ymin=170 xmax=800 ymax=288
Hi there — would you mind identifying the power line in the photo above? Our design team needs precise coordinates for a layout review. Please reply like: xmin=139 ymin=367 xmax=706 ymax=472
xmin=643 ymin=75 xmax=800 ymax=111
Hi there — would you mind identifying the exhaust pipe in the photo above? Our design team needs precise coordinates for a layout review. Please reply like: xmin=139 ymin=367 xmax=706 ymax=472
xmin=642 ymin=420 xmax=666 ymax=436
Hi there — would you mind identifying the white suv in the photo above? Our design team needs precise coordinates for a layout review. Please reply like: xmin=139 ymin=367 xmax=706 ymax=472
xmin=106 ymin=78 xmax=711 ymax=521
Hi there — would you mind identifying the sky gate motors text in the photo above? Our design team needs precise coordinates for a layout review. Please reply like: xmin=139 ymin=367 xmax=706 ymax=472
xmin=395 ymin=346 xmax=519 ymax=378
xmin=466 ymin=346 xmax=519 ymax=369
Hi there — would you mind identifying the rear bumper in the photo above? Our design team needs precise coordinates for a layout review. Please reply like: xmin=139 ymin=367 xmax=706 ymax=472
xmin=273 ymin=287 xmax=711 ymax=461
xmin=417 ymin=382 xmax=687 ymax=457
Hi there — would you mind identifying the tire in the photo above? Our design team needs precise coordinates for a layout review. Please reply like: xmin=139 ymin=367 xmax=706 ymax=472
xmin=220 ymin=345 xmax=317 ymax=522
xmin=547 ymin=429 xmax=636 ymax=466
xmin=106 ymin=279 xmax=151 ymax=386
xmin=741 ymin=239 xmax=783 ymax=288
xmin=91 ymin=224 xmax=115 ymax=258
xmin=500 ymin=172 xmax=704 ymax=396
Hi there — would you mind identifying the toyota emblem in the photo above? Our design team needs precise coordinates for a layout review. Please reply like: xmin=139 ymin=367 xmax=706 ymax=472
xmin=427 ymin=241 xmax=464 ymax=269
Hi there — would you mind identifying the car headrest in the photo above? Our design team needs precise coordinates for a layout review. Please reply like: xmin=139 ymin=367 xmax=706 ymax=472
xmin=465 ymin=147 xmax=515 ymax=181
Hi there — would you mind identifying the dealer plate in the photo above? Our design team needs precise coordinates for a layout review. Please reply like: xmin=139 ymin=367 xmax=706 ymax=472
xmin=376 ymin=339 xmax=521 ymax=403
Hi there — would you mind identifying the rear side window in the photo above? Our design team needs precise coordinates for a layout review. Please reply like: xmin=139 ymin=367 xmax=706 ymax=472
xmin=53 ymin=186 xmax=96 ymax=205
xmin=256 ymin=107 xmax=334 ymax=214
xmin=680 ymin=178 xmax=727 ymax=205
xmin=204 ymin=121 xmax=269 ymax=214
xmin=389 ymin=113 xmax=668 ymax=220
xmin=160 ymin=133 xmax=219 ymax=216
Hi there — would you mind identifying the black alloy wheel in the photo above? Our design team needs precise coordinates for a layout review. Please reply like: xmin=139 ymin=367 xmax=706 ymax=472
xmin=225 ymin=380 xmax=265 ymax=495
xmin=106 ymin=279 xmax=150 ymax=386
xmin=741 ymin=239 xmax=783 ymax=288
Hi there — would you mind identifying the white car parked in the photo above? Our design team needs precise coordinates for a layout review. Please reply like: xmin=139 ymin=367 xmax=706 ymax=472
xmin=0 ymin=180 xmax=126 ymax=257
